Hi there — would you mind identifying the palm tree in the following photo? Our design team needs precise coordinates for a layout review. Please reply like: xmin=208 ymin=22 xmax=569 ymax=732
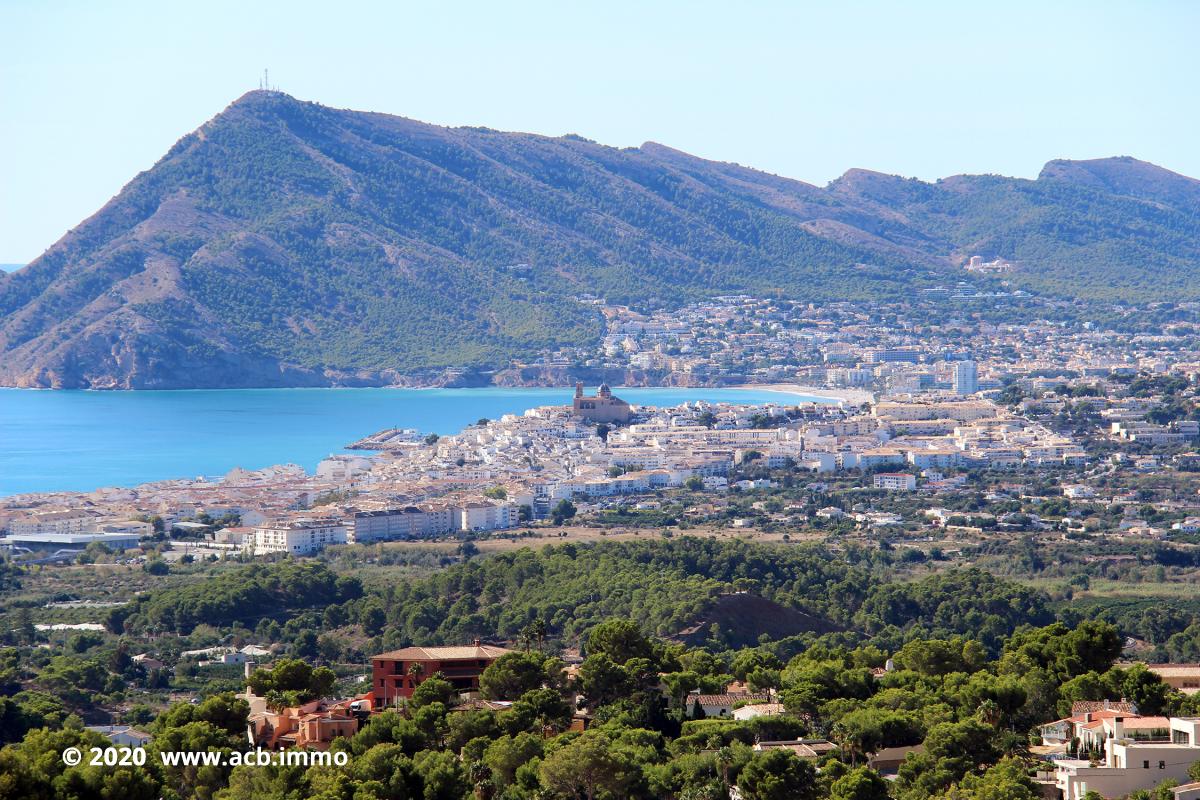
xmin=831 ymin=722 xmax=866 ymax=766
xmin=406 ymin=661 xmax=425 ymax=694
xmin=521 ymin=619 xmax=547 ymax=652
xmin=469 ymin=762 xmax=494 ymax=800
xmin=715 ymin=746 xmax=734 ymax=792
xmin=977 ymin=698 xmax=1002 ymax=727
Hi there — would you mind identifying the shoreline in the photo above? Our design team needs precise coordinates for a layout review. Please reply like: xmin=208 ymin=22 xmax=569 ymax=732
xmin=0 ymin=383 xmax=873 ymax=402
xmin=733 ymin=383 xmax=874 ymax=405
xmin=0 ymin=385 xmax=827 ymax=499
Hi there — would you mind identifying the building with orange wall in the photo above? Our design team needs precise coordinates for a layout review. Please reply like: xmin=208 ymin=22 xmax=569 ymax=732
xmin=248 ymin=696 xmax=370 ymax=750
xmin=370 ymin=640 xmax=514 ymax=707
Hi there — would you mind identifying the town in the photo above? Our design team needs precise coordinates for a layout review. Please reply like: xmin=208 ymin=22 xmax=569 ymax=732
xmin=7 ymin=290 xmax=1200 ymax=562
xmin=1 ymin=381 xmax=1092 ymax=560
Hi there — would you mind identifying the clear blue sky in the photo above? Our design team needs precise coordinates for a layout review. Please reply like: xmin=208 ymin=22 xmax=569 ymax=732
xmin=2 ymin=0 xmax=1198 ymax=264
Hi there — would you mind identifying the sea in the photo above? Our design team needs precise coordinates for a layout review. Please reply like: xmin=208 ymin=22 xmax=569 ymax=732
xmin=0 ymin=386 xmax=834 ymax=497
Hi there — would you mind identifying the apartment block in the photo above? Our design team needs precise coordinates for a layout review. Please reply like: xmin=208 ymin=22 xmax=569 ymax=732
xmin=253 ymin=518 xmax=347 ymax=556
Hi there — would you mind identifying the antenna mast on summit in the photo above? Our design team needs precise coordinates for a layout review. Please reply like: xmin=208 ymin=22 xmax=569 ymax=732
xmin=259 ymin=69 xmax=276 ymax=92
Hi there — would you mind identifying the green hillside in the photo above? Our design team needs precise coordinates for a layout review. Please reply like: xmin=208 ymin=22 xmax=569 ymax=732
xmin=836 ymin=160 xmax=1200 ymax=300
xmin=2 ymin=92 xmax=1199 ymax=388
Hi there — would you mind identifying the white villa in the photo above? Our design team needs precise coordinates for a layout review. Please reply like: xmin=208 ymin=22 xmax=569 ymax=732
xmin=1054 ymin=717 xmax=1200 ymax=800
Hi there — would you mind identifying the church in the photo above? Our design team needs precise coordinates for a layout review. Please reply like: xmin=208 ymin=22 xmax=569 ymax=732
xmin=572 ymin=382 xmax=631 ymax=423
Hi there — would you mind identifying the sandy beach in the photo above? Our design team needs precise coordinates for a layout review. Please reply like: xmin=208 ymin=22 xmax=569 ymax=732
xmin=734 ymin=383 xmax=874 ymax=406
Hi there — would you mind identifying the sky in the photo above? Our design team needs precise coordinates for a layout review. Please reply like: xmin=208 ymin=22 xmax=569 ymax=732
xmin=2 ymin=0 xmax=1198 ymax=265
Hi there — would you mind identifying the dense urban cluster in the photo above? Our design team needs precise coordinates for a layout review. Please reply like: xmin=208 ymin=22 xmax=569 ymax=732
xmin=512 ymin=293 xmax=1200 ymax=392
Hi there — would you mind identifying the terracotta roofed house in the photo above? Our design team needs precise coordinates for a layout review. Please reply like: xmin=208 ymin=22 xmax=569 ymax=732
xmin=1040 ymin=701 xmax=1142 ymax=746
xmin=1041 ymin=708 xmax=1137 ymax=745
xmin=248 ymin=697 xmax=367 ymax=750
xmin=1078 ymin=716 xmax=1171 ymax=750
xmin=1072 ymin=700 xmax=1139 ymax=716
xmin=753 ymin=739 xmax=839 ymax=760
xmin=371 ymin=640 xmax=514 ymax=706
xmin=688 ymin=692 xmax=771 ymax=718
xmin=1144 ymin=664 xmax=1200 ymax=695
xmin=1054 ymin=716 xmax=1200 ymax=800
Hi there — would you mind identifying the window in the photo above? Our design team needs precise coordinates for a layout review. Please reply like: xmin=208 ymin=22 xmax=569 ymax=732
xmin=1159 ymin=761 xmax=1165 ymax=770
xmin=1143 ymin=760 xmax=1150 ymax=769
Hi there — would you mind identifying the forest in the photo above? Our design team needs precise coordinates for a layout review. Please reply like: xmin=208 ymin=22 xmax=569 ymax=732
xmin=5 ymin=538 xmax=1200 ymax=798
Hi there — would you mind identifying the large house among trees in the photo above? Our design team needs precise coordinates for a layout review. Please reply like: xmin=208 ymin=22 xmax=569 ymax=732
xmin=370 ymin=640 xmax=514 ymax=706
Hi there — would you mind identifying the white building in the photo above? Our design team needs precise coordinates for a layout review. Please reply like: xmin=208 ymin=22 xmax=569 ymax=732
xmin=907 ymin=449 xmax=963 ymax=469
xmin=733 ymin=703 xmax=787 ymax=720
xmin=92 ymin=519 xmax=154 ymax=537
xmin=952 ymin=360 xmax=978 ymax=395
xmin=315 ymin=456 xmax=373 ymax=481
xmin=87 ymin=725 xmax=152 ymax=747
xmin=451 ymin=501 xmax=518 ymax=532
xmin=9 ymin=509 xmax=103 ymax=535
xmin=347 ymin=506 xmax=453 ymax=543
xmin=2 ymin=531 xmax=142 ymax=553
xmin=1055 ymin=717 xmax=1200 ymax=800
xmin=253 ymin=518 xmax=347 ymax=556
xmin=687 ymin=692 xmax=771 ymax=718
xmin=873 ymin=473 xmax=917 ymax=491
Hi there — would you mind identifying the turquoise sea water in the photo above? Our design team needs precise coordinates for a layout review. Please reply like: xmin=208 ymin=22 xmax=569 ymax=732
xmin=0 ymin=386 xmax=830 ymax=497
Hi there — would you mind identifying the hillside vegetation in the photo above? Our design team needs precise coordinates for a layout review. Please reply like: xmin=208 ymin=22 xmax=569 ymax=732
xmin=117 ymin=539 xmax=1052 ymax=657
xmin=7 ymin=538 xmax=1200 ymax=800
xmin=3 ymin=92 xmax=1199 ymax=387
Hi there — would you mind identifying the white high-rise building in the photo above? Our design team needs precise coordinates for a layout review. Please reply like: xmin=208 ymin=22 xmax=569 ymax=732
xmin=952 ymin=360 xmax=978 ymax=395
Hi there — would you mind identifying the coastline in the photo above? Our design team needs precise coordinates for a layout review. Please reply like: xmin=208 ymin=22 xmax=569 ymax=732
xmin=734 ymin=383 xmax=874 ymax=406
xmin=0 ymin=385 xmax=807 ymax=498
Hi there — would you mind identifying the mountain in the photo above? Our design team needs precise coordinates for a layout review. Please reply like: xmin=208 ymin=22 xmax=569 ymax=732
xmin=2 ymin=92 xmax=1199 ymax=388
xmin=829 ymin=156 xmax=1200 ymax=301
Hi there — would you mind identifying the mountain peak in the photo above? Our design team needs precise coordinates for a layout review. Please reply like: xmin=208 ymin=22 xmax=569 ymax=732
xmin=1039 ymin=155 xmax=1169 ymax=179
xmin=639 ymin=141 xmax=684 ymax=156
xmin=234 ymin=88 xmax=301 ymax=103
xmin=1038 ymin=156 xmax=1200 ymax=206
xmin=221 ymin=89 xmax=301 ymax=113
xmin=197 ymin=90 xmax=306 ymax=135
xmin=828 ymin=168 xmax=933 ymax=205
xmin=834 ymin=167 xmax=897 ymax=181
xmin=3 ymin=93 xmax=1200 ymax=389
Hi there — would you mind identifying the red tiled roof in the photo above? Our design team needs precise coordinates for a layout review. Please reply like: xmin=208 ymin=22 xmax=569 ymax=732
xmin=372 ymin=644 xmax=514 ymax=661
xmin=693 ymin=692 xmax=770 ymax=705
xmin=1121 ymin=716 xmax=1171 ymax=729
xmin=1071 ymin=700 xmax=1137 ymax=715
